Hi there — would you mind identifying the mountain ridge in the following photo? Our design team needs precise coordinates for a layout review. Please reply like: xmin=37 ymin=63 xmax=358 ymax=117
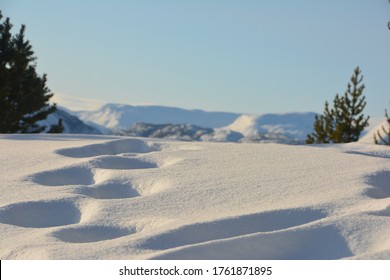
xmin=74 ymin=103 xmax=241 ymax=131
xmin=61 ymin=102 xmax=317 ymax=143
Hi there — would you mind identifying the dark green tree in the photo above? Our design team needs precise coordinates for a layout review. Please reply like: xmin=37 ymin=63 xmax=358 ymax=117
xmin=336 ymin=67 xmax=369 ymax=142
xmin=0 ymin=11 xmax=57 ymax=133
xmin=374 ymin=110 xmax=390 ymax=145
xmin=48 ymin=119 xmax=64 ymax=133
xmin=307 ymin=67 xmax=369 ymax=144
xmin=306 ymin=101 xmax=334 ymax=144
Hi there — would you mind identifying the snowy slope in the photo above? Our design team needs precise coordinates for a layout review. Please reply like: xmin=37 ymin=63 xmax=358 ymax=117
xmin=1 ymin=134 xmax=390 ymax=260
xmin=225 ymin=113 xmax=316 ymax=143
xmin=359 ymin=118 xmax=390 ymax=144
xmin=122 ymin=123 xmax=214 ymax=141
xmin=39 ymin=108 xmax=102 ymax=134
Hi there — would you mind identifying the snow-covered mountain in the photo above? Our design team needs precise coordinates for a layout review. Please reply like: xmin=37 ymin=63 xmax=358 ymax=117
xmin=74 ymin=103 xmax=240 ymax=132
xmin=66 ymin=102 xmax=317 ymax=144
xmin=122 ymin=123 xmax=244 ymax=142
xmin=225 ymin=113 xmax=316 ymax=143
xmin=122 ymin=123 xmax=214 ymax=141
xmin=40 ymin=108 xmax=101 ymax=134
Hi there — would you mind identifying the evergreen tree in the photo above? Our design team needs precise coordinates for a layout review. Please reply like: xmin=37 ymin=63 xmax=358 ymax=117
xmin=336 ymin=67 xmax=369 ymax=142
xmin=374 ymin=110 xmax=390 ymax=145
xmin=48 ymin=119 xmax=64 ymax=133
xmin=0 ymin=11 xmax=56 ymax=133
xmin=306 ymin=67 xmax=369 ymax=144
xmin=306 ymin=101 xmax=333 ymax=144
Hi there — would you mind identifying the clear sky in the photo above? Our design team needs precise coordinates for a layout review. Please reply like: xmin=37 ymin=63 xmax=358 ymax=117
xmin=2 ymin=0 xmax=390 ymax=118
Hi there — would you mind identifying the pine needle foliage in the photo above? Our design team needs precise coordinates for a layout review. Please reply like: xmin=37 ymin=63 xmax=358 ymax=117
xmin=306 ymin=67 xmax=369 ymax=144
xmin=0 ymin=11 xmax=61 ymax=133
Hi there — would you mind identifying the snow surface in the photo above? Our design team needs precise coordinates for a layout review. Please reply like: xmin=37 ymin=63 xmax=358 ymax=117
xmin=1 ymin=134 xmax=390 ymax=259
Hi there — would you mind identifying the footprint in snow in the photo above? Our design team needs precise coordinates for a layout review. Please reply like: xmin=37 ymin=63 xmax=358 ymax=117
xmin=0 ymin=200 xmax=81 ymax=228
xmin=30 ymin=156 xmax=157 ymax=187
xmin=140 ymin=207 xmax=327 ymax=250
xmin=346 ymin=150 xmax=390 ymax=160
xmin=364 ymin=171 xmax=390 ymax=199
xmin=90 ymin=155 xmax=157 ymax=170
xmin=369 ymin=205 xmax=390 ymax=217
xmin=151 ymin=224 xmax=352 ymax=260
xmin=52 ymin=225 xmax=136 ymax=243
xmin=31 ymin=165 xmax=95 ymax=186
xmin=74 ymin=182 xmax=140 ymax=200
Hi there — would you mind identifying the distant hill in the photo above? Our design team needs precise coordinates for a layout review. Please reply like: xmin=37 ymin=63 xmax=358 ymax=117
xmin=62 ymin=102 xmax=316 ymax=143
xmin=225 ymin=113 xmax=316 ymax=143
xmin=121 ymin=123 xmax=244 ymax=142
xmin=73 ymin=103 xmax=240 ymax=132
xmin=40 ymin=108 xmax=101 ymax=134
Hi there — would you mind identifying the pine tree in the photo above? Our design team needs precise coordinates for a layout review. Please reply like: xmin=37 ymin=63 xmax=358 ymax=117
xmin=336 ymin=67 xmax=369 ymax=142
xmin=374 ymin=110 xmax=390 ymax=145
xmin=306 ymin=67 xmax=369 ymax=144
xmin=48 ymin=119 xmax=64 ymax=133
xmin=306 ymin=101 xmax=333 ymax=144
xmin=0 ymin=11 xmax=57 ymax=133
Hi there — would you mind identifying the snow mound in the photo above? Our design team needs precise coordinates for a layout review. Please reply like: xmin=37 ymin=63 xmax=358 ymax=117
xmin=56 ymin=138 xmax=157 ymax=158
xmin=359 ymin=118 xmax=390 ymax=144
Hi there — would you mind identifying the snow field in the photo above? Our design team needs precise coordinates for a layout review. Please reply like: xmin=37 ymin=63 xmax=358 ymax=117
xmin=0 ymin=134 xmax=389 ymax=259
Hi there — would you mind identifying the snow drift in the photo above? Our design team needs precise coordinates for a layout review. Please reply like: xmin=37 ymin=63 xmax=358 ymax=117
xmin=359 ymin=118 xmax=390 ymax=145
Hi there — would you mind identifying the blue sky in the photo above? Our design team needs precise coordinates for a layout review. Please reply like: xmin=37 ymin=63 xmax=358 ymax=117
xmin=2 ymin=0 xmax=390 ymax=117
